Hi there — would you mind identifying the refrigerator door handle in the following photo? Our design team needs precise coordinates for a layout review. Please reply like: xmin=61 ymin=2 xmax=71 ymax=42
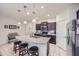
xmin=67 ymin=36 xmax=70 ymax=45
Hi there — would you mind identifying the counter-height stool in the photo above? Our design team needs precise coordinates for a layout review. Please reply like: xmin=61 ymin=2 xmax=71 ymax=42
xmin=28 ymin=46 xmax=39 ymax=56
xmin=8 ymin=33 xmax=19 ymax=43
xmin=13 ymin=41 xmax=22 ymax=53
xmin=19 ymin=43 xmax=28 ymax=56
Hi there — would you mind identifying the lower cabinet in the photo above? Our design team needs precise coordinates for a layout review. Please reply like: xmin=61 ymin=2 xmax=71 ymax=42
xmin=48 ymin=35 xmax=56 ymax=44
xmin=34 ymin=34 xmax=56 ymax=44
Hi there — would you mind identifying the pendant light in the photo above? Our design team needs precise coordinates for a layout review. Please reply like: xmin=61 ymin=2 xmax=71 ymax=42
xmin=17 ymin=9 xmax=21 ymax=25
xmin=24 ymin=21 xmax=27 ymax=24
xmin=32 ymin=4 xmax=37 ymax=23
xmin=32 ymin=3 xmax=36 ymax=15
xmin=23 ymin=5 xmax=28 ymax=24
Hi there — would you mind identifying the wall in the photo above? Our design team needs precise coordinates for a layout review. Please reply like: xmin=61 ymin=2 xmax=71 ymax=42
xmin=0 ymin=16 xmax=26 ymax=45
xmin=56 ymin=4 xmax=79 ymax=50
xmin=56 ymin=8 xmax=70 ymax=50
xmin=36 ymin=19 xmax=56 ymax=24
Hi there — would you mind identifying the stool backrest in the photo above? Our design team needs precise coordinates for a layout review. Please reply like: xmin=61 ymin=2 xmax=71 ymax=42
xmin=8 ymin=33 xmax=19 ymax=40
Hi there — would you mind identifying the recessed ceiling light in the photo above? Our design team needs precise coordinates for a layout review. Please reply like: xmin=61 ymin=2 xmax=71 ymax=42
xmin=26 ymin=12 xmax=30 ymax=15
xmin=24 ymin=21 xmax=27 ymax=24
xmin=18 ymin=22 xmax=21 ymax=25
xmin=41 ymin=6 xmax=44 ymax=8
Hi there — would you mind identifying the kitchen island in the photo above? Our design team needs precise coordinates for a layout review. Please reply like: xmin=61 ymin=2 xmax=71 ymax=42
xmin=16 ymin=35 xmax=50 ymax=56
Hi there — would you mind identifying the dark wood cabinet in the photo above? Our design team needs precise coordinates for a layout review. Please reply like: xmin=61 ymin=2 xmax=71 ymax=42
xmin=48 ymin=22 xmax=56 ymax=31
xmin=41 ymin=22 xmax=48 ymax=31
xmin=36 ymin=22 xmax=56 ymax=31
xmin=47 ymin=35 xmax=56 ymax=44
xmin=36 ymin=24 xmax=41 ymax=30
xmin=77 ymin=10 xmax=79 ymax=19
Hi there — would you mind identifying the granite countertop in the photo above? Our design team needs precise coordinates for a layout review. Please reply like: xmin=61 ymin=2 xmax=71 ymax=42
xmin=16 ymin=35 xmax=50 ymax=44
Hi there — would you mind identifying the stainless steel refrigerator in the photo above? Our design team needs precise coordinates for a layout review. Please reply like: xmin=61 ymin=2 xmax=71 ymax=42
xmin=67 ymin=19 xmax=79 ymax=56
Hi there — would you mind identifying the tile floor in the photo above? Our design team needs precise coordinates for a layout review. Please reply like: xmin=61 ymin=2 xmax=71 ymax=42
xmin=49 ymin=44 xmax=67 ymax=56
xmin=0 ymin=43 xmax=67 ymax=56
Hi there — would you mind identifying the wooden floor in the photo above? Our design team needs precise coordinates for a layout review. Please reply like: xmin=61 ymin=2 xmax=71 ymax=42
xmin=0 ymin=43 xmax=67 ymax=56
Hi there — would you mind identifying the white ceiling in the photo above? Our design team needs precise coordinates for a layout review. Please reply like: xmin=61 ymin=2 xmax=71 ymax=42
xmin=0 ymin=3 xmax=73 ymax=22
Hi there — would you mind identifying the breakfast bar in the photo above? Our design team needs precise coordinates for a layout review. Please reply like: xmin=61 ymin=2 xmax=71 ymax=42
xmin=16 ymin=35 xmax=50 ymax=56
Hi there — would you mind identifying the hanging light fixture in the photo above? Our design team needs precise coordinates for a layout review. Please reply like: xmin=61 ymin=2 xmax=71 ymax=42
xmin=17 ymin=4 xmax=38 ymax=24
xmin=24 ymin=5 xmax=30 ymax=15
xmin=32 ymin=3 xmax=37 ymax=23
xmin=41 ymin=5 xmax=44 ymax=8
xmin=24 ymin=5 xmax=27 ymax=8
xmin=32 ymin=4 xmax=36 ymax=15
xmin=17 ymin=21 xmax=21 ymax=25
xmin=23 ymin=5 xmax=28 ymax=24
xmin=23 ymin=21 xmax=27 ymax=24
xmin=32 ymin=19 xmax=36 ymax=23
xmin=17 ymin=9 xmax=22 ymax=25
xmin=26 ymin=12 xmax=30 ymax=15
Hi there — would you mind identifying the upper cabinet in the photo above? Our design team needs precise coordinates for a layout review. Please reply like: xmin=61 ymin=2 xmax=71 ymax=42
xmin=36 ymin=22 xmax=56 ymax=31
xmin=41 ymin=22 xmax=48 ymax=31
xmin=48 ymin=22 xmax=56 ymax=31
xmin=36 ymin=24 xmax=41 ymax=30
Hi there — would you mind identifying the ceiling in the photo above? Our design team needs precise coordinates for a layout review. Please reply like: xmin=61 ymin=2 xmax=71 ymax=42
xmin=0 ymin=3 xmax=73 ymax=22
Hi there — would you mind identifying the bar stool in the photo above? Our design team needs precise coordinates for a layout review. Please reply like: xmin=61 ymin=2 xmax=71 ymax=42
xmin=19 ymin=43 xmax=28 ymax=56
xmin=13 ymin=41 xmax=22 ymax=53
xmin=28 ymin=46 xmax=39 ymax=56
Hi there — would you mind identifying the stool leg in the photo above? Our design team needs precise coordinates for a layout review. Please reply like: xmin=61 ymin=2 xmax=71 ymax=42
xmin=28 ymin=51 xmax=39 ymax=56
xmin=13 ymin=45 xmax=16 ymax=53
xmin=19 ymin=48 xmax=24 ymax=56
xmin=26 ymin=48 xmax=28 ymax=55
xmin=19 ymin=48 xmax=22 ymax=56
xmin=19 ymin=47 xmax=28 ymax=56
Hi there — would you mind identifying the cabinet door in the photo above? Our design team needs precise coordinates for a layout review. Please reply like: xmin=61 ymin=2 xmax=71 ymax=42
xmin=41 ymin=22 xmax=48 ymax=30
xmin=48 ymin=22 xmax=56 ymax=31
xmin=36 ymin=24 xmax=41 ymax=30
xmin=49 ymin=36 xmax=56 ymax=44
